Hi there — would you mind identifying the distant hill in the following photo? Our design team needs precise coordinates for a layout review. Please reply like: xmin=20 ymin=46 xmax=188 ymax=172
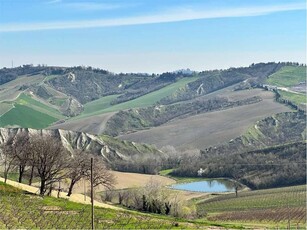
xmin=0 ymin=62 xmax=305 ymax=151
xmin=0 ymin=127 xmax=161 ymax=164
xmin=171 ymin=111 xmax=306 ymax=189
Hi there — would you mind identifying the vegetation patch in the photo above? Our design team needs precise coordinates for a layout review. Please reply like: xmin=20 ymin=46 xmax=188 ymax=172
xmin=278 ymin=90 xmax=306 ymax=106
xmin=266 ymin=66 xmax=306 ymax=87
xmin=0 ymin=104 xmax=58 ymax=128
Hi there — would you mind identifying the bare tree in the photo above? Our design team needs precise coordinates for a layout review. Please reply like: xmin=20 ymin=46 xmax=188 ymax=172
xmin=86 ymin=156 xmax=115 ymax=189
xmin=0 ymin=136 xmax=16 ymax=183
xmin=66 ymin=150 xmax=91 ymax=197
xmin=10 ymin=133 xmax=31 ymax=183
xmin=31 ymin=135 xmax=70 ymax=195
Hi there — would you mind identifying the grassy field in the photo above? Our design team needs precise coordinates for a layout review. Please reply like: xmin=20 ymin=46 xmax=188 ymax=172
xmin=74 ymin=77 xmax=198 ymax=119
xmin=120 ymin=89 xmax=291 ymax=151
xmin=0 ymin=181 xmax=240 ymax=229
xmin=197 ymin=185 xmax=306 ymax=227
xmin=81 ymin=94 xmax=120 ymax=116
xmin=266 ymin=66 xmax=306 ymax=87
xmin=0 ymin=104 xmax=58 ymax=128
xmin=0 ymin=102 xmax=13 ymax=115
xmin=0 ymin=93 xmax=64 ymax=129
xmin=16 ymin=93 xmax=64 ymax=118
xmin=279 ymin=90 xmax=306 ymax=106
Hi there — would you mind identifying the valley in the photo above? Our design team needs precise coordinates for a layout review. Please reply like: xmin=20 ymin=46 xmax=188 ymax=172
xmin=0 ymin=62 xmax=306 ymax=229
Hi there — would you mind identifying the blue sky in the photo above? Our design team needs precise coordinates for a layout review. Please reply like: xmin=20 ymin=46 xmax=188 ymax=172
xmin=0 ymin=0 xmax=305 ymax=73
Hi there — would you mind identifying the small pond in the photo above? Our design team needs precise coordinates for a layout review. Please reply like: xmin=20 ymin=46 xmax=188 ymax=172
xmin=170 ymin=179 xmax=236 ymax=193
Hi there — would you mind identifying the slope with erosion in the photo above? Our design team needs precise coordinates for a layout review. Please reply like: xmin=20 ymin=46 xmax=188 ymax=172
xmin=170 ymin=112 xmax=306 ymax=189
xmin=159 ymin=62 xmax=287 ymax=105
xmin=119 ymin=89 xmax=291 ymax=151
xmin=0 ymin=127 xmax=162 ymax=163
xmin=50 ymin=77 xmax=199 ymax=133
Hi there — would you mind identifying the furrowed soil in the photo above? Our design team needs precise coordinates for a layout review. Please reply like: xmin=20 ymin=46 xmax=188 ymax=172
xmin=119 ymin=89 xmax=291 ymax=151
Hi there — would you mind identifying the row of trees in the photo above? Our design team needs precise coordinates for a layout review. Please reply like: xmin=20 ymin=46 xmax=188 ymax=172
xmin=0 ymin=134 xmax=115 ymax=196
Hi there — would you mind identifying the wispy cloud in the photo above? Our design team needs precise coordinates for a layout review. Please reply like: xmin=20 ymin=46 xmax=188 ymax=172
xmin=63 ymin=2 xmax=125 ymax=11
xmin=46 ymin=0 xmax=62 ymax=4
xmin=0 ymin=3 xmax=305 ymax=32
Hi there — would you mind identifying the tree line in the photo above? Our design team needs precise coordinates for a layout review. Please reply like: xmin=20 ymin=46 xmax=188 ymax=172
xmin=0 ymin=133 xmax=115 ymax=196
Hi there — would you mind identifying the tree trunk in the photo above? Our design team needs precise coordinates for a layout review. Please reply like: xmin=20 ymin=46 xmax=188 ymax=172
xmin=29 ymin=165 xmax=34 ymax=185
xmin=40 ymin=178 xmax=46 ymax=196
xmin=67 ymin=180 xmax=76 ymax=197
xmin=4 ymin=171 xmax=8 ymax=183
xmin=18 ymin=165 xmax=25 ymax=183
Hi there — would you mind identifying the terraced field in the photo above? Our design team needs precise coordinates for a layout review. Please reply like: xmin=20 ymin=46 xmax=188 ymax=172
xmin=198 ymin=185 xmax=306 ymax=228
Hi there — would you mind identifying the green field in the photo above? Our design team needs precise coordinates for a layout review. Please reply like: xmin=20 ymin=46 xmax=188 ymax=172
xmin=16 ymin=93 xmax=64 ymax=118
xmin=81 ymin=94 xmax=120 ymax=116
xmin=279 ymin=90 xmax=306 ymax=106
xmin=0 ymin=93 xmax=64 ymax=129
xmin=266 ymin=66 xmax=306 ymax=87
xmin=0 ymin=181 xmax=235 ymax=229
xmin=0 ymin=102 xmax=13 ymax=115
xmin=75 ymin=77 xmax=198 ymax=119
xmin=0 ymin=104 xmax=58 ymax=129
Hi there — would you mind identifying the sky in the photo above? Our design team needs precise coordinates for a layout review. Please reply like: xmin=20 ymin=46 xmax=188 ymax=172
xmin=0 ymin=0 xmax=306 ymax=73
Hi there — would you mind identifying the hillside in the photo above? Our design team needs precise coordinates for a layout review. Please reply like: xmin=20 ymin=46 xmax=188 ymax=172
xmin=0 ymin=128 xmax=161 ymax=163
xmin=0 ymin=181 xmax=203 ymax=229
xmin=119 ymin=89 xmax=291 ymax=150
xmin=265 ymin=65 xmax=306 ymax=110
xmin=171 ymin=112 xmax=306 ymax=189
xmin=0 ymin=62 xmax=299 ymax=131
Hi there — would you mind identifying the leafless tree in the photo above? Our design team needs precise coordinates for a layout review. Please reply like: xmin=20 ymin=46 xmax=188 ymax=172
xmin=31 ymin=135 xmax=70 ymax=195
xmin=10 ymin=133 xmax=31 ymax=183
xmin=85 ymin=156 xmax=115 ymax=189
xmin=66 ymin=150 xmax=91 ymax=197
xmin=0 ymin=136 xmax=16 ymax=183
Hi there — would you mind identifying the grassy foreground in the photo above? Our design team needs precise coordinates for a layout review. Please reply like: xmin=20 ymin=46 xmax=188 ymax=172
xmin=0 ymin=181 xmax=239 ymax=229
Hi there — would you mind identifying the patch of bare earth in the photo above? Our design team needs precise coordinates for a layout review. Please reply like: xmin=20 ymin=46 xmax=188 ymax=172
xmin=119 ymin=89 xmax=290 ymax=151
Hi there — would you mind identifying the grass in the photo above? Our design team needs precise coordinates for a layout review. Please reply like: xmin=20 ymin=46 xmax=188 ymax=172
xmin=0 ymin=93 xmax=65 ymax=128
xmin=75 ymin=77 xmax=198 ymax=119
xmin=279 ymin=90 xmax=306 ymax=106
xmin=0 ymin=181 xmax=232 ymax=229
xmin=266 ymin=66 xmax=306 ymax=87
xmin=81 ymin=94 xmax=120 ymax=116
xmin=0 ymin=103 xmax=58 ymax=128
xmin=16 ymin=93 xmax=64 ymax=118
xmin=0 ymin=102 xmax=13 ymax=115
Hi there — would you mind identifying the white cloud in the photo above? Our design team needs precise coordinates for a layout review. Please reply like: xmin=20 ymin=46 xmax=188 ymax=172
xmin=0 ymin=3 xmax=305 ymax=32
xmin=63 ymin=2 xmax=124 ymax=11
xmin=46 ymin=0 xmax=62 ymax=4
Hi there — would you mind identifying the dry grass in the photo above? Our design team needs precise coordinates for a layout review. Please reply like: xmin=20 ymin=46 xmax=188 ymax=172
xmin=69 ymin=171 xmax=176 ymax=195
